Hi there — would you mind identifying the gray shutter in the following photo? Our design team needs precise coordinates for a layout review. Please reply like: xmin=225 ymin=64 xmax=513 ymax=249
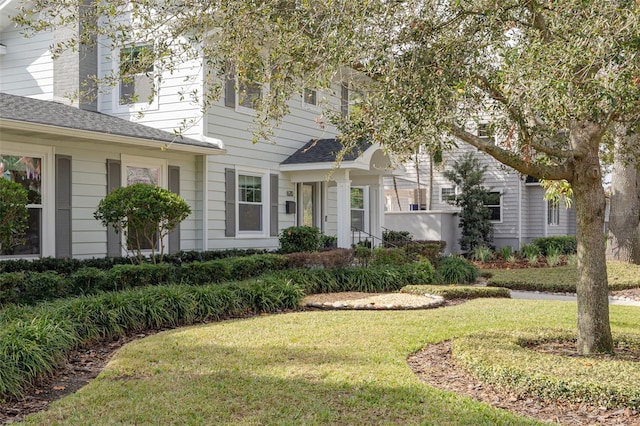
xmin=55 ymin=155 xmax=72 ymax=258
xmin=106 ymin=159 xmax=121 ymax=257
xmin=224 ymin=61 xmax=235 ymax=108
xmin=341 ymin=83 xmax=349 ymax=118
xmin=270 ymin=173 xmax=279 ymax=237
xmin=168 ymin=166 xmax=180 ymax=254
xmin=225 ymin=168 xmax=236 ymax=237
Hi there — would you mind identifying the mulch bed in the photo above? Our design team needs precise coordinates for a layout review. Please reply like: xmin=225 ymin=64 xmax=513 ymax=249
xmin=408 ymin=341 xmax=640 ymax=426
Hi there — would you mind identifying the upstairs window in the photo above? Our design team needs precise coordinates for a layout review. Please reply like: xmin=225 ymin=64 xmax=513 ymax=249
xmin=238 ymin=80 xmax=262 ymax=111
xmin=303 ymin=88 xmax=317 ymax=107
xmin=441 ymin=186 xmax=457 ymax=203
xmin=119 ymin=45 xmax=155 ymax=106
xmin=477 ymin=122 xmax=495 ymax=144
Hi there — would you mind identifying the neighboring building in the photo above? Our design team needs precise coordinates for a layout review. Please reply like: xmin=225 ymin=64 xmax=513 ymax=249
xmin=384 ymin=138 xmax=576 ymax=254
xmin=0 ymin=0 xmax=394 ymax=259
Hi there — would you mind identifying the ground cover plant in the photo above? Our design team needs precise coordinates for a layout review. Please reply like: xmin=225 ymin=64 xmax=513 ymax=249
xmin=401 ymin=284 xmax=509 ymax=300
xmin=487 ymin=261 xmax=640 ymax=293
xmin=18 ymin=299 xmax=640 ymax=425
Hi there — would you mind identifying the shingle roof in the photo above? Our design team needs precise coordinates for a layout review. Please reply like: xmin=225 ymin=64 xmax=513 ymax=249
xmin=281 ymin=138 xmax=371 ymax=164
xmin=0 ymin=93 xmax=220 ymax=151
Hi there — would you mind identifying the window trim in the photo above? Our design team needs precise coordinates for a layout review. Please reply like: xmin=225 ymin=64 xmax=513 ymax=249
xmin=0 ymin=143 xmax=54 ymax=258
xmin=547 ymin=200 xmax=560 ymax=226
xmin=235 ymin=168 xmax=269 ymax=237
xmin=485 ymin=191 xmax=503 ymax=223
xmin=440 ymin=186 xmax=457 ymax=204
xmin=112 ymin=44 xmax=159 ymax=113
xmin=235 ymin=77 xmax=266 ymax=116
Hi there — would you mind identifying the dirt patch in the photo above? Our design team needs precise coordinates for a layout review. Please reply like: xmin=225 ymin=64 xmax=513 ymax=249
xmin=408 ymin=341 xmax=640 ymax=426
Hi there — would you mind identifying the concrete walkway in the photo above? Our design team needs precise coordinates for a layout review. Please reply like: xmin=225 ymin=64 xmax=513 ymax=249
xmin=510 ymin=290 xmax=640 ymax=306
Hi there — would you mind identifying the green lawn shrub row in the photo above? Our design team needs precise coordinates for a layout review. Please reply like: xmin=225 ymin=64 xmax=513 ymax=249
xmin=0 ymin=248 xmax=271 ymax=275
xmin=0 ymin=279 xmax=304 ymax=399
xmin=530 ymin=236 xmax=577 ymax=256
xmin=284 ymin=249 xmax=354 ymax=269
xmin=453 ymin=329 xmax=640 ymax=409
xmin=401 ymin=284 xmax=510 ymax=300
xmin=268 ymin=260 xmax=435 ymax=294
xmin=0 ymin=254 xmax=289 ymax=306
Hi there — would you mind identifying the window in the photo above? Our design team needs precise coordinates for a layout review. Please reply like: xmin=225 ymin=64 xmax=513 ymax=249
xmin=548 ymin=201 xmax=560 ymax=226
xmin=477 ymin=122 xmax=494 ymax=144
xmin=125 ymin=164 xmax=161 ymax=250
xmin=119 ymin=45 xmax=155 ymax=106
xmin=238 ymin=174 xmax=263 ymax=232
xmin=341 ymin=82 xmax=364 ymax=118
xmin=441 ymin=187 xmax=457 ymax=203
xmin=0 ymin=155 xmax=43 ymax=255
xmin=351 ymin=187 xmax=365 ymax=231
xmin=485 ymin=192 xmax=502 ymax=222
xmin=303 ymin=88 xmax=317 ymax=107
xmin=238 ymin=80 xmax=262 ymax=110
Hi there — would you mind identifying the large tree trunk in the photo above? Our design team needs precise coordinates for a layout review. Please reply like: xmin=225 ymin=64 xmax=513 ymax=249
xmin=606 ymin=132 xmax=640 ymax=263
xmin=571 ymin=123 xmax=614 ymax=354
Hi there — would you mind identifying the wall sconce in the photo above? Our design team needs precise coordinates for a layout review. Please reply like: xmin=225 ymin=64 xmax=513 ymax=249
xmin=285 ymin=201 xmax=296 ymax=214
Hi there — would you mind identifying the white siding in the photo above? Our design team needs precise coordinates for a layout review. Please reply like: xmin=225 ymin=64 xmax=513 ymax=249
xmin=0 ymin=28 xmax=53 ymax=98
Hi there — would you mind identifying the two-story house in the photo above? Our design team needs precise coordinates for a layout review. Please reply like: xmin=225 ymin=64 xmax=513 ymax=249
xmin=0 ymin=0 xmax=394 ymax=259
xmin=384 ymin=128 xmax=576 ymax=253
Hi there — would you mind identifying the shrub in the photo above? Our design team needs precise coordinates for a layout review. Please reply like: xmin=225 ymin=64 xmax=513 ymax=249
xmin=519 ymin=243 xmax=540 ymax=258
xmin=0 ymin=272 xmax=25 ymax=305
xmin=545 ymin=246 xmax=561 ymax=267
xmin=94 ymin=183 xmax=191 ymax=264
xmin=353 ymin=246 xmax=372 ymax=267
xmin=404 ymin=242 xmax=444 ymax=264
xmin=227 ymin=254 xmax=288 ymax=280
xmin=21 ymin=272 xmax=68 ymax=304
xmin=107 ymin=263 xmax=175 ymax=291
xmin=278 ymin=226 xmax=321 ymax=254
xmin=284 ymin=249 xmax=354 ymax=269
xmin=68 ymin=267 xmax=109 ymax=295
xmin=435 ymin=256 xmax=479 ymax=284
xmin=443 ymin=152 xmax=494 ymax=252
xmin=370 ymin=247 xmax=409 ymax=267
xmin=179 ymin=260 xmax=232 ymax=285
xmin=531 ymin=236 xmax=577 ymax=256
xmin=0 ymin=279 xmax=306 ymax=400
xmin=401 ymin=284 xmax=510 ymax=300
xmin=319 ymin=234 xmax=338 ymax=250
xmin=498 ymin=246 xmax=513 ymax=260
xmin=382 ymin=230 xmax=412 ymax=246
xmin=471 ymin=245 xmax=493 ymax=263
xmin=0 ymin=178 xmax=30 ymax=255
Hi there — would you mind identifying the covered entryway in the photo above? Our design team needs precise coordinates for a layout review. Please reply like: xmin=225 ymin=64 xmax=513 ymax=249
xmin=281 ymin=139 xmax=400 ymax=248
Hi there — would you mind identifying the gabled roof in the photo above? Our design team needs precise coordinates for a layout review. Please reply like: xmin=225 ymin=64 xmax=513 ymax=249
xmin=0 ymin=93 xmax=222 ymax=154
xmin=281 ymin=138 xmax=371 ymax=165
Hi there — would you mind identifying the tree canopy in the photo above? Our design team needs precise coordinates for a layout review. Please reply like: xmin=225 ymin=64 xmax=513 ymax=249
xmin=15 ymin=0 xmax=640 ymax=353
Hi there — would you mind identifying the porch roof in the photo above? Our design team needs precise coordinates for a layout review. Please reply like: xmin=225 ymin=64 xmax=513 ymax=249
xmin=281 ymin=138 xmax=371 ymax=165
xmin=0 ymin=93 xmax=224 ymax=154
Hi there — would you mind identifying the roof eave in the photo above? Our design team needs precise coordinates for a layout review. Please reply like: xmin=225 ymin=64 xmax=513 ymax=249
xmin=0 ymin=118 xmax=226 ymax=155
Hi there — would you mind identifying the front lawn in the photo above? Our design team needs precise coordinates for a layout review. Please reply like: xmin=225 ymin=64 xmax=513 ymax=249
xmin=486 ymin=261 xmax=640 ymax=293
xmin=21 ymin=299 xmax=640 ymax=425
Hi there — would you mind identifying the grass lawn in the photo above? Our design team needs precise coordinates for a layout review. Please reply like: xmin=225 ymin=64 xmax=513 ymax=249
xmin=21 ymin=299 xmax=640 ymax=425
xmin=486 ymin=260 xmax=640 ymax=292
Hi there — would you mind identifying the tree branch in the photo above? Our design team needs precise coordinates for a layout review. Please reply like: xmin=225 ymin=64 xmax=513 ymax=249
xmin=450 ymin=123 xmax=573 ymax=180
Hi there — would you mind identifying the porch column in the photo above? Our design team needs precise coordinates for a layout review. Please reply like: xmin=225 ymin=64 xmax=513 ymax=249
xmin=370 ymin=175 xmax=385 ymax=246
xmin=335 ymin=170 xmax=352 ymax=248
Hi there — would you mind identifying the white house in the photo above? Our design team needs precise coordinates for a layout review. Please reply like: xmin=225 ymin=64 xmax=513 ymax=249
xmin=0 ymin=0 xmax=395 ymax=259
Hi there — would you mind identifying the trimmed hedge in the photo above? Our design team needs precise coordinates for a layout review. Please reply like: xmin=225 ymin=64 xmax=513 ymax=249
xmin=0 ymin=249 xmax=272 ymax=274
xmin=271 ymin=260 xmax=435 ymax=294
xmin=0 ymin=254 xmax=289 ymax=306
xmin=453 ymin=329 xmax=640 ymax=409
xmin=0 ymin=279 xmax=304 ymax=399
xmin=401 ymin=284 xmax=510 ymax=300
xmin=531 ymin=236 xmax=577 ymax=256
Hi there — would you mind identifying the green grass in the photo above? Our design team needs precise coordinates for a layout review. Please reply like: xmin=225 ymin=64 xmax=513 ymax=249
xmin=20 ymin=299 xmax=640 ymax=425
xmin=486 ymin=261 xmax=640 ymax=292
